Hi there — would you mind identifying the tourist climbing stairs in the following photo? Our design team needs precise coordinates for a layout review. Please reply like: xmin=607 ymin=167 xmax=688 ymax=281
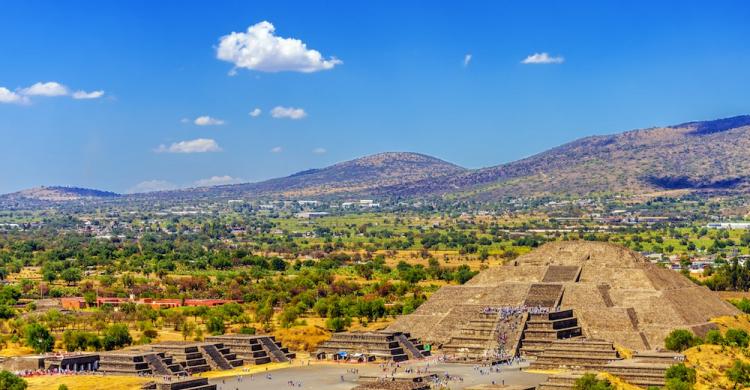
xmin=260 ymin=336 xmax=290 ymax=362
xmin=442 ymin=309 xmax=526 ymax=362
xmin=200 ymin=344 xmax=233 ymax=370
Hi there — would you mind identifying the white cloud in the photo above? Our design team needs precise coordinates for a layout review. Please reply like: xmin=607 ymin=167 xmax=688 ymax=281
xmin=155 ymin=138 xmax=222 ymax=153
xmin=72 ymin=90 xmax=104 ymax=99
xmin=521 ymin=52 xmax=564 ymax=64
xmin=271 ymin=106 xmax=306 ymax=120
xmin=464 ymin=54 xmax=472 ymax=67
xmin=193 ymin=175 xmax=244 ymax=187
xmin=312 ymin=147 xmax=327 ymax=155
xmin=249 ymin=108 xmax=262 ymax=117
xmin=216 ymin=21 xmax=342 ymax=73
xmin=270 ymin=146 xmax=283 ymax=153
xmin=20 ymin=81 xmax=69 ymax=96
xmin=128 ymin=180 xmax=178 ymax=193
xmin=0 ymin=87 xmax=28 ymax=104
xmin=194 ymin=116 xmax=225 ymax=126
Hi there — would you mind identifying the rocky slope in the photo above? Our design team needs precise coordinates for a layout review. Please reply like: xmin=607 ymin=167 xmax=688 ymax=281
xmin=381 ymin=115 xmax=750 ymax=199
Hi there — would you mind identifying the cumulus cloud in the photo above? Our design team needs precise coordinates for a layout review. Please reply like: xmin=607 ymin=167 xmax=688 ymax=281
xmin=20 ymin=81 xmax=69 ymax=96
xmin=0 ymin=87 xmax=28 ymax=104
xmin=216 ymin=21 xmax=342 ymax=73
xmin=521 ymin=52 xmax=564 ymax=64
xmin=2 ymin=81 xmax=105 ymax=104
xmin=270 ymin=146 xmax=283 ymax=153
xmin=128 ymin=180 xmax=178 ymax=193
xmin=72 ymin=90 xmax=104 ymax=99
xmin=271 ymin=106 xmax=306 ymax=120
xmin=464 ymin=54 xmax=472 ymax=67
xmin=155 ymin=138 xmax=222 ymax=153
xmin=312 ymin=147 xmax=327 ymax=155
xmin=249 ymin=108 xmax=262 ymax=117
xmin=193 ymin=175 xmax=245 ymax=187
xmin=194 ymin=116 xmax=225 ymax=126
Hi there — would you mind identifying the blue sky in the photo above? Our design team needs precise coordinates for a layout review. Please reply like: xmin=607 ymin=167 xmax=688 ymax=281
xmin=2 ymin=1 xmax=750 ymax=194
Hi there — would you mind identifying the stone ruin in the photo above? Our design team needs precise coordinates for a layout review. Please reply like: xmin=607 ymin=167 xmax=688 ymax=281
xmin=389 ymin=241 xmax=737 ymax=354
xmin=388 ymin=241 xmax=734 ymax=387
xmin=204 ymin=334 xmax=296 ymax=364
xmin=315 ymin=331 xmax=430 ymax=362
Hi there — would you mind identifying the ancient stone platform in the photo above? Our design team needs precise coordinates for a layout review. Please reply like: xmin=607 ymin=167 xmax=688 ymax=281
xmin=316 ymin=331 xmax=429 ymax=362
xmin=204 ymin=334 xmax=295 ymax=364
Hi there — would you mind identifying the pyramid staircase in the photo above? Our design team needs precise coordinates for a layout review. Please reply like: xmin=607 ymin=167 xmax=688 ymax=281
xmin=205 ymin=335 xmax=295 ymax=365
xmin=259 ymin=336 xmax=290 ymax=362
xmin=395 ymin=333 xmax=430 ymax=360
xmin=442 ymin=309 xmax=526 ymax=362
xmin=199 ymin=344 xmax=234 ymax=370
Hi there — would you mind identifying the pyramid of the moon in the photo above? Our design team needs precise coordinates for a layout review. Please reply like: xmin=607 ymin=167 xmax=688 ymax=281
xmin=388 ymin=241 xmax=739 ymax=351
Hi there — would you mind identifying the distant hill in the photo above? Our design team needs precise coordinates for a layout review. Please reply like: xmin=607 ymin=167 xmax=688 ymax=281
xmin=0 ymin=186 xmax=119 ymax=208
xmin=203 ymin=152 xmax=467 ymax=198
xmin=381 ymin=115 xmax=750 ymax=199
xmin=5 ymin=115 xmax=750 ymax=207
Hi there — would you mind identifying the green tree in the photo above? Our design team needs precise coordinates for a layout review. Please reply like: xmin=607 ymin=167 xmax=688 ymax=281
xmin=206 ymin=316 xmax=225 ymax=335
xmin=60 ymin=267 xmax=82 ymax=286
xmin=0 ymin=370 xmax=27 ymax=390
xmin=24 ymin=323 xmax=54 ymax=353
xmin=102 ymin=323 xmax=132 ymax=350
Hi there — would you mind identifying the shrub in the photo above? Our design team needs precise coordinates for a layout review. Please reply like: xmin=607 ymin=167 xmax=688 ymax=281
xmin=325 ymin=316 xmax=351 ymax=332
xmin=573 ymin=373 xmax=612 ymax=390
xmin=704 ymin=329 xmax=724 ymax=345
xmin=727 ymin=359 xmax=750 ymax=386
xmin=666 ymin=363 xmax=696 ymax=384
xmin=239 ymin=326 xmax=256 ymax=335
xmin=665 ymin=329 xmax=699 ymax=352
xmin=725 ymin=328 xmax=750 ymax=348
xmin=0 ymin=370 xmax=27 ymax=390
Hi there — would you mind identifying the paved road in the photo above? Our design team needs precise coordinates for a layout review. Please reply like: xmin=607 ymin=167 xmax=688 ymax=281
xmin=210 ymin=360 xmax=548 ymax=390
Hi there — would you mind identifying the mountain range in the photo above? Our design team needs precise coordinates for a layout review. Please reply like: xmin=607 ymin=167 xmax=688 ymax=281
xmin=4 ymin=115 xmax=750 ymax=207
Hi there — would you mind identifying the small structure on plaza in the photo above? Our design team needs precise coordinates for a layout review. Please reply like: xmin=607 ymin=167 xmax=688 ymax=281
xmin=98 ymin=350 xmax=187 ymax=376
xmin=205 ymin=334 xmax=295 ymax=364
xmin=315 ymin=331 xmax=429 ymax=362
xmin=354 ymin=372 xmax=438 ymax=390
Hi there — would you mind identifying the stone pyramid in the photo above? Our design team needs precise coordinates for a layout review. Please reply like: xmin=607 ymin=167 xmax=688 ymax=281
xmin=388 ymin=241 xmax=738 ymax=351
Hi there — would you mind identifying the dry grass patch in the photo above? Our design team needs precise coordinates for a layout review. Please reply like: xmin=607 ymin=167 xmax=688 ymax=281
xmin=684 ymin=343 xmax=750 ymax=389
xmin=711 ymin=314 xmax=750 ymax=333
xmin=26 ymin=375 xmax=149 ymax=390
xmin=274 ymin=325 xmax=330 ymax=352
xmin=0 ymin=343 xmax=34 ymax=357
